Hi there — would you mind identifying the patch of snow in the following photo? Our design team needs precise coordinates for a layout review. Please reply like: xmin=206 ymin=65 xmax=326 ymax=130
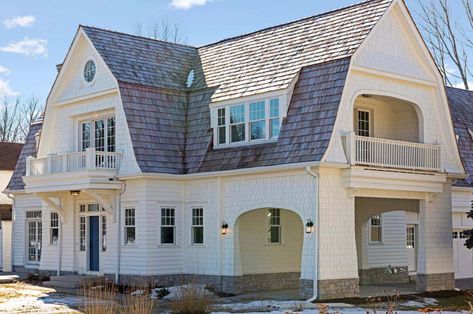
xmin=130 ymin=289 xmax=145 ymax=296
xmin=153 ymin=284 xmax=215 ymax=301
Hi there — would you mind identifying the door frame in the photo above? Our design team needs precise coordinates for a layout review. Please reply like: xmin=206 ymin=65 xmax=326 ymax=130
xmin=77 ymin=211 xmax=107 ymax=275
xmin=24 ymin=210 xmax=43 ymax=266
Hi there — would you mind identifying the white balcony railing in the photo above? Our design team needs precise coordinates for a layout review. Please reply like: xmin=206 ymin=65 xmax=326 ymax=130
xmin=26 ymin=148 xmax=121 ymax=176
xmin=343 ymin=132 xmax=441 ymax=172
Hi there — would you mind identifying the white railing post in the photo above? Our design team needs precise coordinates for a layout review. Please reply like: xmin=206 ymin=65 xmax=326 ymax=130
xmin=26 ymin=156 xmax=33 ymax=176
xmin=345 ymin=132 xmax=356 ymax=165
xmin=46 ymin=154 xmax=55 ymax=174
xmin=85 ymin=148 xmax=96 ymax=170
xmin=62 ymin=153 xmax=68 ymax=172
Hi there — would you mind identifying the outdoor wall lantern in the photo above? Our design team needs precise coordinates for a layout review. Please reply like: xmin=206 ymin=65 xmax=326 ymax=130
xmin=305 ymin=219 xmax=314 ymax=234
xmin=221 ymin=222 xmax=229 ymax=235
xmin=70 ymin=190 xmax=81 ymax=196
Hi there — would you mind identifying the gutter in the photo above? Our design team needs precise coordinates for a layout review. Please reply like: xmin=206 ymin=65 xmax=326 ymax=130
xmin=304 ymin=166 xmax=319 ymax=301
xmin=119 ymin=161 xmax=349 ymax=181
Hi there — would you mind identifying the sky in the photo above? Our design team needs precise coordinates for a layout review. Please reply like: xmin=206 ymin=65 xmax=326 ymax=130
xmin=0 ymin=0 xmax=439 ymax=104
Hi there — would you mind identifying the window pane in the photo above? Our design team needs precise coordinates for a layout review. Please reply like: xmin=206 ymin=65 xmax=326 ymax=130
xmin=357 ymin=110 xmax=370 ymax=137
xmin=270 ymin=99 xmax=279 ymax=118
xmin=251 ymin=120 xmax=266 ymax=140
xmin=126 ymin=227 xmax=135 ymax=245
xmin=192 ymin=226 xmax=204 ymax=244
xmin=231 ymin=124 xmax=245 ymax=143
xmin=218 ymin=108 xmax=226 ymax=126
xmin=80 ymin=216 xmax=86 ymax=251
xmin=107 ymin=117 xmax=116 ymax=152
xmin=250 ymin=101 xmax=265 ymax=121
xmin=371 ymin=227 xmax=381 ymax=242
xmin=230 ymin=105 xmax=245 ymax=124
xmin=95 ymin=120 xmax=105 ymax=151
xmin=270 ymin=226 xmax=280 ymax=243
xmin=102 ymin=216 xmax=107 ymax=252
xmin=161 ymin=227 xmax=174 ymax=244
xmin=81 ymin=122 xmax=91 ymax=151
xmin=270 ymin=118 xmax=280 ymax=138
xmin=218 ymin=126 xmax=226 ymax=145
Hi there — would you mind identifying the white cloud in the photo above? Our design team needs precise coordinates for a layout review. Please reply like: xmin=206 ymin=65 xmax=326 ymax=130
xmin=0 ymin=79 xmax=18 ymax=98
xmin=0 ymin=66 xmax=10 ymax=75
xmin=453 ymin=81 xmax=473 ymax=90
xmin=0 ymin=37 xmax=47 ymax=57
xmin=3 ymin=15 xmax=36 ymax=29
xmin=170 ymin=0 xmax=213 ymax=9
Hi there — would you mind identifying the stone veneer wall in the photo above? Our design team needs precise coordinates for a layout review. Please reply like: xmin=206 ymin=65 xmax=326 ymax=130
xmin=416 ymin=273 xmax=455 ymax=291
xmin=109 ymin=272 xmax=301 ymax=295
xmin=300 ymin=279 xmax=314 ymax=299
xmin=318 ymin=278 xmax=359 ymax=300
xmin=359 ymin=267 xmax=409 ymax=285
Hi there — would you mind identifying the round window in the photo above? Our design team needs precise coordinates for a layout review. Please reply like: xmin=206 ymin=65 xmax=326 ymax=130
xmin=84 ymin=60 xmax=96 ymax=83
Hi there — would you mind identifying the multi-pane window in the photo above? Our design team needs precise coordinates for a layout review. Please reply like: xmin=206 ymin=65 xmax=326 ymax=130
xmin=269 ymin=99 xmax=280 ymax=138
xmin=216 ymin=97 xmax=282 ymax=146
xmin=102 ymin=216 xmax=107 ymax=252
xmin=217 ymin=108 xmax=226 ymax=145
xmin=230 ymin=105 xmax=245 ymax=143
xmin=80 ymin=117 xmax=116 ymax=152
xmin=26 ymin=211 xmax=42 ymax=263
xmin=79 ymin=216 xmax=86 ymax=251
xmin=50 ymin=212 xmax=59 ymax=245
xmin=357 ymin=109 xmax=371 ymax=137
xmin=124 ymin=208 xmax=136 ymax=245
xmin=268 ymin=208 xmax=281 ymax=244
xmin=250 ymin=101 xmax=266 ymax=140
xmin=370 ymin=214 xmax=382 ymax=243
xmin=406 ymin=226 xmax=415 ymax=248
xmin=453 ymin=231 xmax=459 ymax=239
xmin=161 ymin=208 xmax=175 ymax=244
xmin=191 ymin=208 xmax=204 ymax=245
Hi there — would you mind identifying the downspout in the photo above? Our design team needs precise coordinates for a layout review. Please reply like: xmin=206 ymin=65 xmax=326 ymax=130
xmin=116 ymin=181 xmax=126 ymax=284
xmin=305 ymin=166 xmax=319 ymax=301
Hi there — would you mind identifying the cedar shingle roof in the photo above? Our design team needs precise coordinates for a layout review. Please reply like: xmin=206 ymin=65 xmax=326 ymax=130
xmin=0 ymin=142 xmax=23 ymax=171
xmin=6 ymin=122 xmax=41 ymax=191
xmin=446 ymin=87 xmax=473 ymax=187
xmin=196 ymin=0 xmax=391 ymax=102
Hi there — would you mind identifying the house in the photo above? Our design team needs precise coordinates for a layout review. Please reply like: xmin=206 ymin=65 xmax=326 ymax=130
xmin=0 ymin=142 xmax=23 ymax=271
xmin=4 ymin=0 xmax=468 ymax=300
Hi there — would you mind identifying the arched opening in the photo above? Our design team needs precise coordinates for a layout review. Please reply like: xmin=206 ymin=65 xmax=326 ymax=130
xmin=355 ymin=197 xmax=420 ymax=289
xmin=353 ymin=94 xmax=424 ymax=142
xmin=234 ymin=208 xmax=304 ymax=293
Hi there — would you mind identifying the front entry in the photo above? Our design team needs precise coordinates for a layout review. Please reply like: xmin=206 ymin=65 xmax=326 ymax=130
xmin=88 ymin=216 xmax=100 ymax=272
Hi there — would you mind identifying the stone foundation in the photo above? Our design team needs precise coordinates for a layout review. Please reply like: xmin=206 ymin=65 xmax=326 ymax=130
xmin=318 ymin=278 xmax=359 ymax=300
xmin=13 ymin=266 xmax=76 ymax=278
xmin=299 ymin=279 xmax=314 ymax=299
xmin=416 ymin=273 xmax=455 ymax=292
xmin=112 ymin=272 xmax=302 ymax=295
xmin=359 ymin=267 xmax=409 ymax=286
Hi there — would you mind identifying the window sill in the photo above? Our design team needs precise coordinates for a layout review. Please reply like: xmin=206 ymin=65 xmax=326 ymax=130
xmin=158 ymin=244 xmax=180 ymax=248
xmin=368 ymin=242 xmax=384 ymax=246
xmin=188 ymin=244 xmax=206 ymax=248
xmin=214 ymin=138 xmax=278 ymax=150
xmin=122 ymin=244 xmax=138 ymax=248
xmin=265 ymin=243 xmax=285 ymax=247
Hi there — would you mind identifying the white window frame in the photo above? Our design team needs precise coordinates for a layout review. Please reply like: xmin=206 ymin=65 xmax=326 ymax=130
xmin=50 ymin=212 xmax=59 ymax=245
xmin=124 ymin=208 xmax=136 ymax=246
xmin=102 ymin=216 xmax=107 ymax=252
xmin=369 ymin=214 xmax=382 ymax=244
xmin=214 ymin=96 xmax=283 ymax=147
xmin=160 ymin=207 xmax=176 ymax=245
xmin=25 ymin=210 xmax=42 ymax=264
xmin=356 ymin=108 xmax=373 ymax=137
xmin=191 ymin=207 xmax=204 ymax=245
xmin=79 ymin=216 xmax=86 ymax=252
xmin=78 ymin=115 xmax=116 ymax=153
xmin=83 ymin=58 xmax=97 ymax=85
xmin=267 ymin=208 xmax=281 ymax=245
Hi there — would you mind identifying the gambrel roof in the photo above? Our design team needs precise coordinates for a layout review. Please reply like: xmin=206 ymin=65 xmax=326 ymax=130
xmin=8 ymin=0 xmax=394 ymax=189
xmin=446 ymin=87 xmax=473 ymax=187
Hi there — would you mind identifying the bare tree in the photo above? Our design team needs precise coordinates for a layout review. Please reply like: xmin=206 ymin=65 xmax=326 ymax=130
xmin=134 ymin=17 xmax=187 ymax=44
xmin=0 ymin=96 xmax=43 ymax=143
xmin=418 ymin=0 xmax=472 ymax=89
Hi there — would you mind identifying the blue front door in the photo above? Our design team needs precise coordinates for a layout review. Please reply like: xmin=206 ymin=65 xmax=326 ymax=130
xmin=89 ymin=216 xmax=100 ymax=272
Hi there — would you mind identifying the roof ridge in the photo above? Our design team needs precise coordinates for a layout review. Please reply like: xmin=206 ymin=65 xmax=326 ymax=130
xmin=80 ymin=25 xmax=197 ymax=49
xmin=198 ymin=0 xmax=390 ymax=49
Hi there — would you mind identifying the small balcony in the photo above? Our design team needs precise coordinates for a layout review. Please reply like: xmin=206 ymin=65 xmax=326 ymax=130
xmin=23 ymin=148 xmax=122 ymax=193
xmin=343 ymin=132 xmax=441 ymax=172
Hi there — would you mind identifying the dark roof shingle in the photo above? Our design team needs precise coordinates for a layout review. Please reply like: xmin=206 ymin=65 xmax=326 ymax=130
xmin=446 ymin=87 xmax=473 ymax=187
xmin=0 ymin=142 xmax=23 ymax=171
xmin=6 ymin=122 xmax=41 ymax=191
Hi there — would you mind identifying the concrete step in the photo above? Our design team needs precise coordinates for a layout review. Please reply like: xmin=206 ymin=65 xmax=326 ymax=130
xmin=45 ymin=275 xmax=104 ymax=289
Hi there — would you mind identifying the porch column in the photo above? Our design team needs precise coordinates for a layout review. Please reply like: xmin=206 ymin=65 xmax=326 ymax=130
xmin=317 ymin=168 xmax=359 ymax=300
xmin=417 ymin=184 xmax=455 ymax=291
